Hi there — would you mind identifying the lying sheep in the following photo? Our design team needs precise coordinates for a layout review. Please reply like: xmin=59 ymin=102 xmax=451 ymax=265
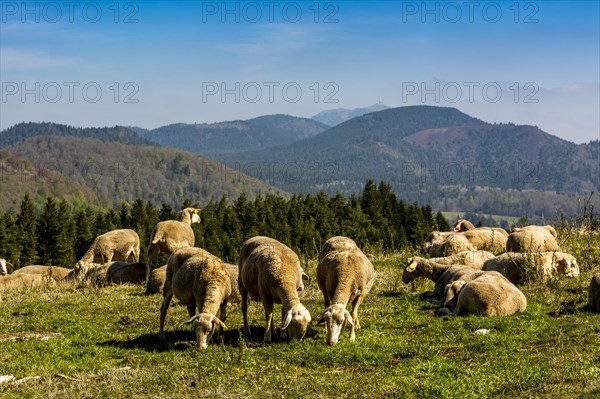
xmin=483 ymin=252 xmax=579 ymax=284
xmin=239 ymin=236 xmax=311 ymax=342
xmin=0 ymin=273 xmax=45 ymax=291
xmin=146 ymin=208 xmax=201 ymax=286
xmin=425 ymin=250 xmax=495 ymax=269
xmin=506 ymin=225 xmax=559 ymax=252
xmin=12 ymin=265 xmax=71 ymax=281
xmin=589 ymin=274 xmax=600 ymax=313
xmin=67 ymin=262 xmax=146 ymax=286
xmin=454 ymin=219 xmax=509 ymax=237
xmin=438 ymin=273 xmax=527 ymax=316
xmin=159 ymin=248 xmax=231 ymax=349
xmin=147 ymin=265 xmax=167 ymax=295
xmin=403 ymin=257 xmax=490 ymax=303
xmin=317 ymin=236 xmax=376 ymax=345
xmin=425 ymin=232 xmax=475 ymax=257
xmin=77 ymin=229 xmax=140 ymax=268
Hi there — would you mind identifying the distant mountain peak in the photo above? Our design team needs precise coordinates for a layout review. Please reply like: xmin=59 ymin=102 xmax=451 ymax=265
xmin=311 ymin=103 xmax=391 ymax=127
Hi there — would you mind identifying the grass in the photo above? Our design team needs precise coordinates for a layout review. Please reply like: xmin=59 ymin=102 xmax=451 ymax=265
xmin=1 ymin=232 xmax=600 ymax=398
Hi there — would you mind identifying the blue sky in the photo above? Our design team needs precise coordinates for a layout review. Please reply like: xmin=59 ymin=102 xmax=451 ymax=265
xmin=1 ymin=0 xmax=598 ymax=143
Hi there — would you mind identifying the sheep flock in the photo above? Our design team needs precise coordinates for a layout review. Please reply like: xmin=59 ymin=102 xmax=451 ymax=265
xmin=1 ymin=213 xmax=598 ymax=351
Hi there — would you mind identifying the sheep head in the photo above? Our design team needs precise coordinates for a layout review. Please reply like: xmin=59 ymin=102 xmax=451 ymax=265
xmin=185 ymin=313 xmax=227 ymax=350
xmin=0 ymin=259 xmax=7 ymax=276
xmin=281 ymin=303 xmax=311 ymax=341
xmin=317 ymin=304 xmax=354 ymax=346
xmin=442 ymin=280 xmax=467 ymax=309
xmin=556 ymin=254 xmax=580 ymax=278
xmin=70 ymin=261 xmax=90 ymax=282
xmin=402 ymin=257 xmax=422 ymax=284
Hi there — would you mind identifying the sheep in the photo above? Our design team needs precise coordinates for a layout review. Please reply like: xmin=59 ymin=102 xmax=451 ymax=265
xmin=425 ymin=250 xmax=495 ymax=269
xmin=506 ymin=225 xmax=559 ymax=253
xmin=146 ymin=208 xmax=201 ymax=286
xmin=147 ymin=265 xmax=167 ymax=295
xmin=483 ymin=252 xmax=580 ymax=284
xmin=224 ymin=263 xmax=242 ymax=306
xmin=589 ymin=274 xmax=600 ymax=313
xmin=0 ymin=258 xmax=11 ymax=275
xmin=159 ymin=248 xmax=231 ymax=349
xmin=317 ymin=236 xmax=375 ymax=345
xmin=403 ymin=257 xmax=490 ymax=303
xmin=437 ymin=273 xmax=527 ymax=316
xmin=0 ymin=273 xmax=45 ymax=291
xmin=77 ymin=229 xmax=140 ymax=269
xmin=66 ymin=261 xmax=146 ymax=286
xmin=454 ymin=219 xmax=509 ymax=237
xmin=425 ymin=232 xmax=475 ymax=257
xmin=12 ymin=265 xmax=71 ymax=281
xmin=238 ymin=236 xmax=311 ymax=342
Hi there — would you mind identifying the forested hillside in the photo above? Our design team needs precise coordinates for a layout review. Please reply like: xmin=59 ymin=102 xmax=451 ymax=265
xmin=0 ymin=181 xmax=449 ymax=269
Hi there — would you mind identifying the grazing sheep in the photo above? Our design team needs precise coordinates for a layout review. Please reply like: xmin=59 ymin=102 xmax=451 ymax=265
xmin=317 ymin=236 xmax=376 ymax=345
xmin=147 ymin=265 xmax=167 ymax=295
xmin=0 ymin=273 xmax=45 ymax=291
xmin=146 ymin=208 xmax=201 ymax=284
xmin=506 ymin=225 xmax=559 ymax=253
xmin=438 ymin=273 xmax=527 ymax=316
xmin=483 ymin=252 xmax=580 ymax=284
xmin=159 ymin=248 xmax=231 ymax=349
xmin=426 ymin=250 xmax=495 ymax=269
xmin=77 ymin=229 xmax=140 ymax=268
xmin=12 ymin=265 xmax=71 ymax=281
xmin=589 ymin=274 xmax=600 ymax=313
xmin=239 ymin=236 xmax=311 ymax=342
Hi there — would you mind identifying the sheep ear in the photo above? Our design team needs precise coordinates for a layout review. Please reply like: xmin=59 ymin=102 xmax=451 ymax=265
xmin=281 ymin=310 xmax=293 ymax=330
xmin=406 ymin=262 xmax=417 ymax=272
xmin=185 ymin=315 xmax=200 ymax=325
xmin=211 ymin=315 xmax=227 ymax=329
xmin=343 ymin=309 xmax=354 ymax=327
xmin=301 ymin=271 xmax=311 ymax=283
xmin=317 ymin=311 xmax=328 ymax=325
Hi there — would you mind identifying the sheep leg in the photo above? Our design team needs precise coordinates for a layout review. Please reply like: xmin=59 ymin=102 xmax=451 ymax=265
xmin=159 ymin=288 xmax=174 ymax=340
xmin=262 ymin=300 xmax=274 ymax=343
xmin=217 ymin=301 xmax=228 ymax=343
xmin=241 ymin=285 xmax=251 ymax=337
xmin=187 ymin=303 xmax=196 ymax=318
xmin=350 ymin=295 xmax=364 ymax=331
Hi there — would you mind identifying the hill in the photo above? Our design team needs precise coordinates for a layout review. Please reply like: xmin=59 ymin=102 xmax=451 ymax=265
xmin=0 ymin=149 xmax=100 ymax=212
xmin=311 ymin=103 xmax=390 ymax=126
xmin=141 ymin=115 xmax=328 ymax=158
xmin=0 ymin=122 xmax=155 ymax=148
xmin=6 ymin=136 xmax=282 ymax=209
xmin=222 ymin=106 xmax=599 ymax=218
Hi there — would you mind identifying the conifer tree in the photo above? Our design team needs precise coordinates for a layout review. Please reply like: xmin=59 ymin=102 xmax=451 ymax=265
xmin=16 ymin=193 xmax=38 ymax=266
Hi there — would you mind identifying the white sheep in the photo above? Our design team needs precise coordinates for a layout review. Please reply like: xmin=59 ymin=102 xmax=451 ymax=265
xmin=0 ymin=259 xmax=11 ymax=276
xmin=437 ymin=273 xmax=527 ymax=316
xmin=159 ymin=247 xmax=230 ymax=349
xmin=12 ymin=265 xmax=71 ymax=281
xmin=425 ymin=250 xmax=495 ymax=269
xmin=316 ymin=236 xmax=375 ymax=345
xmin=238 ymin=236 xmax=311 ymax=342
xmin=424 ymin=232 xmax=475 ymax=257
xmin=506 ymin=225 xmax=559 ymax=252
xmin=589 ymin=274 xmax=600 ymax=313
xmin=77 ymin=229 xmax=140 ymax=269
xmin=483 ymin=251 xmax=579 ymax=284
xmin=403 ymin=257 xmax=489 ymax=303
xmin=0 ymin=273 xmax=45 ymax=291
xmin=146 ymin=208 xmax=201 ymax=287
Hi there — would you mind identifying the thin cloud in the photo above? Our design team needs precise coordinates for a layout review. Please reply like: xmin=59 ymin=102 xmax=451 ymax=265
xmin=0 ymin=48 xmax=80 ymax=71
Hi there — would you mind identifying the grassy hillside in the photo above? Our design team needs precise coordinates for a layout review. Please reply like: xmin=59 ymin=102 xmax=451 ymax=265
xmin=143 ymin=115 xmax=329 ymax=158
xmin=6 ymin=136 xmax=281 ymax=209
xmin=221 ymin=106 xmax=599 ymax=219
xmin=1 ymin=229 xmax=599 ymax=398
xmin=0 ymin=149 xmax=100 ymax=212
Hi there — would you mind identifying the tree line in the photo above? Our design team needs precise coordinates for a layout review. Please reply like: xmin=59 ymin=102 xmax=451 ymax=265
xmin=0 ymin=180 xmax=450 ymax=270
